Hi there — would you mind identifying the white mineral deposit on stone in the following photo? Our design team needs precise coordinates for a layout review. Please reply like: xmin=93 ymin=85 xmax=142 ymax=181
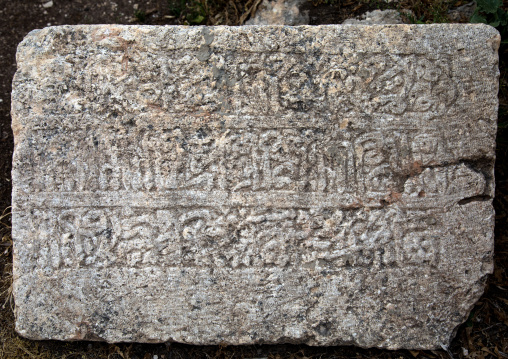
xmin=11 ymin=24 xmax=500 ymax=349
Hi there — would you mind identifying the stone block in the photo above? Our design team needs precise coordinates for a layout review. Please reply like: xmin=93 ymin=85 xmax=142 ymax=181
xmin=11 ymin=24 xmax=500 ymax=349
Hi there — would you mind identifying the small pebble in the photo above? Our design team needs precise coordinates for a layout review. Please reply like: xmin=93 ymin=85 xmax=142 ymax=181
xmin=42 ymin=1 xmax=53 ymax=8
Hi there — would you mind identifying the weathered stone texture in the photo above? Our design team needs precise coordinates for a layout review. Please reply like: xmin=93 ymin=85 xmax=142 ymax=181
xmin=11 ymin=25 xmax=499 ymax=349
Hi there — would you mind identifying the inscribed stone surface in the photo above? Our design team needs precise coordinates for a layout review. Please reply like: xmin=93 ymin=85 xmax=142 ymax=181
xmin=11 ymin=24 xmax=499 ymax=349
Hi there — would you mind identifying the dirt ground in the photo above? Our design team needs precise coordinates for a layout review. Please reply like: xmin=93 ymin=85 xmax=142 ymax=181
xmin=0 ymin=0 xmax=507 ymax=358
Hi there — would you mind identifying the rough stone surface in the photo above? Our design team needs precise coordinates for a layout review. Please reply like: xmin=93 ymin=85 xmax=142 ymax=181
xmin=11 ymin=24 xmax=499 ymax=349
xmin=245 ymin=0 xmax=309 ymax=25
xmin=342 ymin=9 xmax=411 ymax=25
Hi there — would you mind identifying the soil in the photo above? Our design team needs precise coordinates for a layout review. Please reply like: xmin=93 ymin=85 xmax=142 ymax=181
xmin=0 ymin=0 xmax=507 ymax=358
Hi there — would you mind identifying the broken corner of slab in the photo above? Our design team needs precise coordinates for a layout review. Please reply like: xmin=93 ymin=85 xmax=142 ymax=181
xmin=11 ymin=24 xmax=499 ymax=349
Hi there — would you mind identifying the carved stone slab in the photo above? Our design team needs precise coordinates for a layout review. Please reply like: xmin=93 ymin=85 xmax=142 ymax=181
xmin=11 ymin=25 xmax=499 ymax=349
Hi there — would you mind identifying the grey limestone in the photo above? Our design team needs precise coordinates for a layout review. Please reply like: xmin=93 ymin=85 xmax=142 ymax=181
xmin=342 ymin=9 xmax=412 ymax=25
xmin=11 ymin=24 xmax=500 ymax=349
xmin=245 ymin=0 xmax=309 ymax=25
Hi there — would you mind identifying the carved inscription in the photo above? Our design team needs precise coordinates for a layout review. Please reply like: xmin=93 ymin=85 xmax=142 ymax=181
xmin=11 ymin=25 xmax=498 ymax=348
xmin=18 ymin=206 xmax=446 ymax=272
xmin=17 ymin=126 xmax=488 ymax=198
xmin=21 ymin=127 xmax=404 ymax=194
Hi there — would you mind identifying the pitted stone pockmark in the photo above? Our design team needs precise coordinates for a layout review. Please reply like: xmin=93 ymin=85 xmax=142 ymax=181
xmin=11 ymin=24 xmax=499 ymax=349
